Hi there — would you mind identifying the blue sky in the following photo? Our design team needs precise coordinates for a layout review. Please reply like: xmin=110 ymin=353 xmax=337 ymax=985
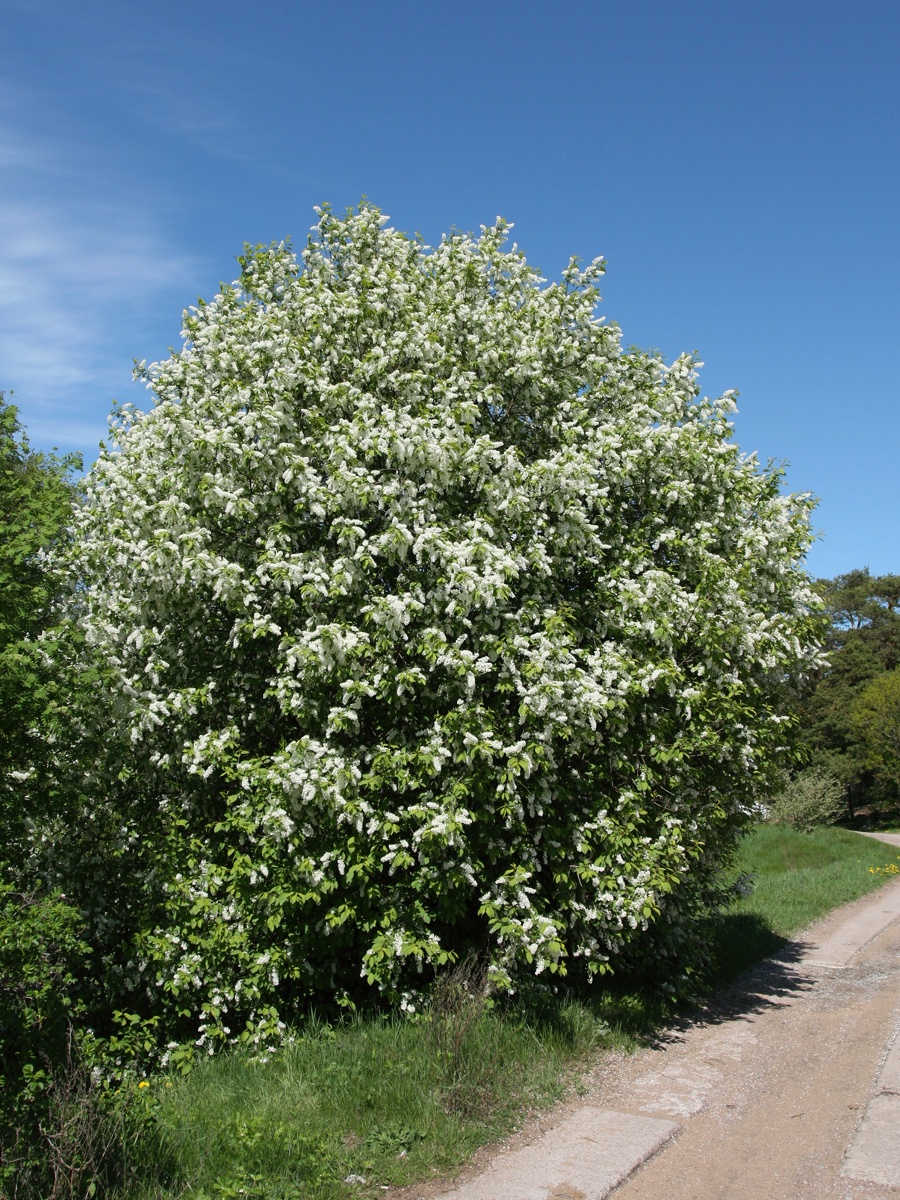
xmin=2 ymin=0 xmax=897 ymax=579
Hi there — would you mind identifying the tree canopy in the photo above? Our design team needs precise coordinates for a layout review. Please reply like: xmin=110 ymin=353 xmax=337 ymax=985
xmin=0 ymin=393 xmax=81 ymax=843
xmin=801 ymin=568 xmax=900 ymax=815
xmin=851 ymin=669 xmax=900 ymax=791
xmin=70 ymin=205 xmax=821 ymax=1048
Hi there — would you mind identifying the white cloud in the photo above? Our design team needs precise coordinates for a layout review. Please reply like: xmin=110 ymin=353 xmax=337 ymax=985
xmin=0 ymin=125 xmax=204 ymax=456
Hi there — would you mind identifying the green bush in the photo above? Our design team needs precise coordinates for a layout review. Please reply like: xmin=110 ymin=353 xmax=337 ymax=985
xmin=0 ymin=394 xmax=84 ymax=885
xmin=767 ymin=768 xmax=845 ymax=832
xmin=0 ymin=889 xmax=156 ymax=1199
xmin=0 ymin=889 xmax=87 ymax=1193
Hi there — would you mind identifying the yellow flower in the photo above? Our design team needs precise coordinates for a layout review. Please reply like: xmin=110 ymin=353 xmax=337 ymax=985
xmin=138 ymin=1080 xmax=150 ymax=1089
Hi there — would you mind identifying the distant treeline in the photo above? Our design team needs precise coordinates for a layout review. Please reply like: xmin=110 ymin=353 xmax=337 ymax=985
xmin=801 ymin=569 xmax=900 ymax=821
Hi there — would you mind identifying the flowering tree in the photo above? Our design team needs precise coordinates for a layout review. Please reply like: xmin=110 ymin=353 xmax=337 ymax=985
xmin=74 ymin=205 xmax=820 ymax=1048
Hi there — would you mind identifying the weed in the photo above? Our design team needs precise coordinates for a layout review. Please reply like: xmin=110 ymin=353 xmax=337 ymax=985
xmin=424 ymin=956 xmax=501 ymax=1116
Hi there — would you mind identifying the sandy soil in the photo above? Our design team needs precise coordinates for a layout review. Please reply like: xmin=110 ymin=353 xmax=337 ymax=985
xmin=602 ymin=914 xmax=900 ymax=1199
xmin=386 ymin=849 xmax=900 ymax=1200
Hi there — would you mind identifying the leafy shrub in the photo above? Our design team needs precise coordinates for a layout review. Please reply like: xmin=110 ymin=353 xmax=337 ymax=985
xmin=71 ymin=203 xmax=821 ymax=1050
xmin=767 ymin=768 xmax=845 ymax=832
xmin=0 ymin=393 xmax=83 ymax=880
xmin=0 ymin=889 xmax=159 ymax=1198
xmin=0 ymin=890 xmax=89 ymax=1187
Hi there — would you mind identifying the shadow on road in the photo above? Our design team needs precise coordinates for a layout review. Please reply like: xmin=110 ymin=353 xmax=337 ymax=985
xmin=654 ymin=919 xmax=821 ymax=1048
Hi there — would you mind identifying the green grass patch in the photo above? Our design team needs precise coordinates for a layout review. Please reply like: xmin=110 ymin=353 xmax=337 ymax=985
xmin=735 ymin=825 xmax=900 ymax=935
xmin=708 ymin=824 xmax=900 ymax=982
xmin=122 ymin=988 xmax=663 ymax=1200
xmin=120 ymin=827 xmax=900 ymax=1200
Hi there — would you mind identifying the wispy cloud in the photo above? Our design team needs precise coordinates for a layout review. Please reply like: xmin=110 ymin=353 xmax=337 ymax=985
xmin=126 ymin=91 xmax=255 ymax=165
xmin=0 ymin=124 xmax=204 ymax=456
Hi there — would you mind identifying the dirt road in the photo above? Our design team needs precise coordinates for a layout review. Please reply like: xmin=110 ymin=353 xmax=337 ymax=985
xmin=425 ymin=833 xmax=900 ymax=1200
xmin=602 ymin=882 xmax=900 ymax=1199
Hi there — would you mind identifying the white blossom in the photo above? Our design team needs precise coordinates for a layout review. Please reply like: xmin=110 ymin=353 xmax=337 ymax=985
xmin=72 ymin=203 xmax=821 ymax=1046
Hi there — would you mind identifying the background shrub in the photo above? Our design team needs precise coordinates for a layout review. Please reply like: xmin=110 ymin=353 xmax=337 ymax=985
xmin=767 ymin=768 xmax=845 ymax=832
xmin=0 ymin=889 xmax=165 ymax=1198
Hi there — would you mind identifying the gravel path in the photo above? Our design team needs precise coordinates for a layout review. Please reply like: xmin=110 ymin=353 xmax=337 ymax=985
xmin=604 ymin=867 xmax=900 ymax=1198
xmin=413 ymin=831 xmax=900 ymax=1200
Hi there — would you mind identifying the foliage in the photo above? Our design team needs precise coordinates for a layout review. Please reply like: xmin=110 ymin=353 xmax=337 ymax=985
xmin=0 ymin=887 xmax=169 ymax=1198
xmin=800 ymin=569 xmax=900 ymax=816
xmin=851 ymin=668 xmax=900 ymax=789
xmin=0 ymin=393 xmax=81 ymax=650
xmin=71 ymin=203 xmax=821 ymax=1051
xmin=114 ymin=827 xmax=900 ymax=1200
xmin=0 ymin=890 xmax=89 ymax=1181
xmin=767 ymin=767 xmax=845 ymax=832
xmin=1 ymin=892 xmax=96 ymax=1195
xmin=0 ymin=394 xmax=82 ymax=866
xmin=0 ymin=400 xmax=155 ymax=1198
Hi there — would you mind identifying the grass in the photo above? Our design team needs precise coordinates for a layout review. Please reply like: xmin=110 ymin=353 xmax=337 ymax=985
xmin=708 ymin=823 xmax=900 ymax=982
xmin=123 ymin=985 xmax=665 ymax=1200
xmin=120 ymin=826 xmax=900 ymax=1200
xmin=735 ymin=824 xmax=900 ymax=934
